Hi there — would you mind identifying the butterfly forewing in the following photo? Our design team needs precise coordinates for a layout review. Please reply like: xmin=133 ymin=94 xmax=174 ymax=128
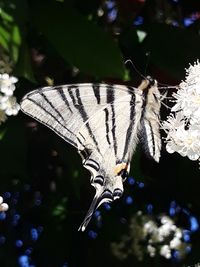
xmin=21 ymin=84 xmax=133 ymax=146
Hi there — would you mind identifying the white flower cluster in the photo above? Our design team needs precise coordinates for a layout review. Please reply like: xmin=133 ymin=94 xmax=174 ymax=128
xmin=0 ymin=196 xmax=8 ymax=212
xmin=163 ymin=61 xmax=200 ymax=163
xmin=188 ymin=264 xmax=200 ymax=267
xmin=0 ymin=73 xmax=20 ymax=125
xmin=111 ymin=211 xmax=190 ymax=261
xmin=0 ymin=47 xmax=14 ymax=74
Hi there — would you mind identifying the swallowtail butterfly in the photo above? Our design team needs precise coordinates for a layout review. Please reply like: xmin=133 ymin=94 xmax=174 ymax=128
xmin=20 ymin=77 xmax=161 ymax=231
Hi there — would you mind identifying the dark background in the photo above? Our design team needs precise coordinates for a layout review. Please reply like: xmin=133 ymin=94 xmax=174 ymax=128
xmin=0 ymin=0 xmax=200 ymax=266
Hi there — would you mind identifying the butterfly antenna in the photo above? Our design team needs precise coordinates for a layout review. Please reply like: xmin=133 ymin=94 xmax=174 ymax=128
xmin=158 ymin=83 xmax=179 ymax=90
xmin=125 ymin=59 xmax=146 ymax=80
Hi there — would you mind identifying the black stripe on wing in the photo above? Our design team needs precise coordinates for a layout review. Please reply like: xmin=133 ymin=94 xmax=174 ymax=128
xmin=92 ymin=84 xmax=101 ymax=104
xmin=104 ymin=107 xmax=111 ymax=145
xmin=57 ymin=86 xmax=73 ymax=113
xmin=93 ymin=175 xmax=104 ymax=186
xmin=106 ymin=85 xmax=117 ymax=156
xmin=68 ymin=85 xmax=100 ymax=153
xmin=123 ymin=92 xmax=136 ymax=158
xmin=40 ymin=91 xmax=65 ymax=121
xmin=23 ymin=97 xmax=77 ymax=147
xmin=84 ymin=158 xmax=100 ymax=172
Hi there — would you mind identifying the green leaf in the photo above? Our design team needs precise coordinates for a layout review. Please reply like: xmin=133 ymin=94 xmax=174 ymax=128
xmin=0 ymin=25 xmax=10 ymax=51
xmin=52 ymin=197 xmax=68 ymax=218
xmin=0 ymin=6 xmax=22 ymax=64
xmin=15 ymin=42 xmax=35 ymax=82
xmin=10 ymin=24 xmax=21 ymax=63
xmin=0 ymin=128 xmax=7 ymax=140
xmin=0 ymin=8 xmax=14 ymax=23
xmin=31 ymin=1 xmax=125 ymax=79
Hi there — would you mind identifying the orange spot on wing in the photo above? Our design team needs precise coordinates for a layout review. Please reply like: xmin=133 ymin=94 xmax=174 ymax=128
xmin=114 ymin=162 xmax=128 ymax=176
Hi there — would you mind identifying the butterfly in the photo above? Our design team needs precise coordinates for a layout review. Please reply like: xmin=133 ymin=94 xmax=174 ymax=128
xmin=20 ymin=76 xmax=162 ymax=231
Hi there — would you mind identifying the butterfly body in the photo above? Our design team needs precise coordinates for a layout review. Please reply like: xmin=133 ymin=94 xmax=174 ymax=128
xmin=20 ymin=78 xmax=161 ymax=231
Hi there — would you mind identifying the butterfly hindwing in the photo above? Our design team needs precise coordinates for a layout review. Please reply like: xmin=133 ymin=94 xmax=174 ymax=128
xmin=76 ymin=93 xmax=144 ymax=230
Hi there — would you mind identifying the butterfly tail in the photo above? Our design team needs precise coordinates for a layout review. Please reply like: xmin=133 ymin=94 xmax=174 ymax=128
xmin=78 ymin=188 xmax=114 ymax=231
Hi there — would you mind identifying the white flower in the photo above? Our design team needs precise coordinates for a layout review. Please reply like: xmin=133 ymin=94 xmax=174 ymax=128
xmin=158 ymin=223 xmax=173 ymax=237
xmin=112 ymin=212 xmax=191 ymax=261
xmin=0 ymin=95 xmax=20 ymax=116
xmin=0 ymin=73 xmax=18 ymax=96
xmin=0 ymin=73 xmax=19 ymax=124
xmin=165 ymin=124 xmax=200 ymax=160
xmin=160 ymin=245 xmax=171 ymax=259
xmin=170 ymin=237 xmax=182 ymax=249
xmin=160 ymin=215 xmax=173 ymax=225
xmin=162 ymin=60 xmax=200 ymax=164
xmin=163 ymin=111 xmax=185 ymax=134
xmin=0 ymin=196 xmax=9 ymax=212
xmin=183 ymin=60 xmax=200 ymax=91
xmin=143 ymin=220 xmax=157 ymax=235
xmin=190 ymin=263 xmax=200 ymax=267
xmin=174 ymin=228 xmax=182 ymax=239
xmin=172 ymin=87 xmax=200 ymax=120
xmin=147 ymin=244 xmax=156 ymax=257
xmin=0 ymin=203 xmax=9 ymax=212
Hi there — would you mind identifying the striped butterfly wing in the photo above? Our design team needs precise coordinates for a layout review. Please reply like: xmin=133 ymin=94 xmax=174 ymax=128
xmin=20 ymin=79 xmax=162 ymax=231
xmin=21 ymin=84 xmax=133 ymax=148
xmin=138 ymin=78 xmax=161 ymax=162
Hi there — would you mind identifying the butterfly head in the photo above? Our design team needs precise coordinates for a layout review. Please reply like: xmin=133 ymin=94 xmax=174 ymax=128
xmin=138 ymin=76 xmax=158 ymax=92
